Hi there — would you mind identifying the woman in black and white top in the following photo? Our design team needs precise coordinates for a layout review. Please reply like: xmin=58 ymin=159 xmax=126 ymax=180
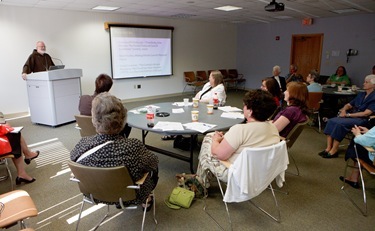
xmin=71 ymin=92 xmax=159 ymax=210
xmin=195 ymin=70 xmax=227 ymax=105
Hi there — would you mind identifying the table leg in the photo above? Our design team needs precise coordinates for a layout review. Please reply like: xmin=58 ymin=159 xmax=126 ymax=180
xmin=141 ymin=130 xmax=196 ymax=173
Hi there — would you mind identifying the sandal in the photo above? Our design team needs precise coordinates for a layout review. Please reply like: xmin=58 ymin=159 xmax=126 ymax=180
xmin=161 ymin=135 xmax=176 ymax=140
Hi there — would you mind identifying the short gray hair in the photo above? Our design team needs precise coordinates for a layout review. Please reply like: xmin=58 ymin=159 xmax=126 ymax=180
xmin=310 ymin=70 xmax=320 ymax=81
xmin=273 ymin=65 xmax=281 ymax=72
xmin=366 ymin=74 xmax=375 ymax=84
xmin=91 ymin=92 xmax=127 ymax=134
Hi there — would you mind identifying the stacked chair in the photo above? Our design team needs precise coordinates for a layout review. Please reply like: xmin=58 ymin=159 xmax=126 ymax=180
xmin=183 ymin=71 xmax=205 ymax=93
xmin=183 ymin=69 xmax=246 ymax=93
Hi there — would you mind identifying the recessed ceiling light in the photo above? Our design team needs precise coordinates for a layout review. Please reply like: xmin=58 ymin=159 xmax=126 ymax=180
xmin=92 ymin=6 xmax=120 ymax=11
xmin=331 ymin=8 xmax=359 ymax=14
xmin=214 ymin=6 xmax=243 ymax=12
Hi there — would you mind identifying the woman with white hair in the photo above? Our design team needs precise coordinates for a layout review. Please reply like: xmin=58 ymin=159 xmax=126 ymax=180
xmin=320 ymin=74 xmax=375 ymax=158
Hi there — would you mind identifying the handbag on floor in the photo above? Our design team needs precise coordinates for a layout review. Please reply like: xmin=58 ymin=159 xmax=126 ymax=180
xmin=166 ymin=187 xmax=195 ymax=209
xmin=176 ymin=173 xmax=207 ymax=199
xmin=173 ymin=135 xmax=197 ymax=151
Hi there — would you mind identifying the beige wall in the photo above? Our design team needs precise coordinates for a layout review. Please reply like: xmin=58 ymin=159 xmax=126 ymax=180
xmin=0 ymin=5 xmax=237 ymax=114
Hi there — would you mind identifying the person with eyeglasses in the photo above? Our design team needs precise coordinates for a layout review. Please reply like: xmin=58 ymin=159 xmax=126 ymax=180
xmin=22 ymin=41 xmax=55 ymax=80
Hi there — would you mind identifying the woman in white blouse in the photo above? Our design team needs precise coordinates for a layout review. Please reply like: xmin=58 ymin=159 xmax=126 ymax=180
xmin=195 ymin=70 xmax=227 ymax=105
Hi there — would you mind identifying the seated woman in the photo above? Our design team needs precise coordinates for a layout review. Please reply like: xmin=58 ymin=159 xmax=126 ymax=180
xmin=306 ymin=70 xmax=322 ymax=92
xmin=79 ymin=73 xmax=131 ymax=138
xmin=196 ymin=89 xmax=280 ymax=186
xmin=261 ymin=77 xmax=282 ymax=106
xmin=71 ymin=92 xmax=159 ymax=210
xmin=195 ymin=70 xmax=227 ymax=104
xmin=320 ymin=74 xmax=375 ymax=158
xmin=273 ymin=82 xmax=309 ymax=138
xmin=340 ymin=125 xmax=375 ymax=189
xmin=162 ymin=70 xmax=227 ymax=141
xmin=326 ymin=66 xmax=350 ymax=86
xmin=4 ymin=126 xmax=39 ymax=185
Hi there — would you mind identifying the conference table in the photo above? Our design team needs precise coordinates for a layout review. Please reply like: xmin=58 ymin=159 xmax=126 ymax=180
xmin=321 ymin=85 xmax=359 ymax=118
xmin=127 ymin=102 xmax=244 ymax=173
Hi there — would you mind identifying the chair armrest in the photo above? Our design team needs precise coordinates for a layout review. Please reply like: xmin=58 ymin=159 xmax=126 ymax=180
xmin=238 ymin=74 xmax=244 ymax=79
xmin=135 ymin=172 xmax=149 ymax=185
xmin=196 ymin=76 xmax=204 ymax=81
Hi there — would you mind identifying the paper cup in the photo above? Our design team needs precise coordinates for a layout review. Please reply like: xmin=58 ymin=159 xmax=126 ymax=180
xmin=207 ymin=104 xmax=214 ymax=114
xmin=191 ymin=110 xmax=199 ymax=122
xmin=192 ymin=98 xmax=199 ymax=108
xmin=183 ymin=98 xmax=189 ymax=106
xmin=338 ymin=86 xmax=343 ymax=92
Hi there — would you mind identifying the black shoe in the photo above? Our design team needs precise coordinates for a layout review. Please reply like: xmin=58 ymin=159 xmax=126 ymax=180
xmin=318 ymin=150 xmax=328 ymax=156
xmin=161 ymin=135 xmax=176 ymax=140
xmin=339 ymin=176 xmax=360 ymax=189
xmin=322 ymin=152 xmax=338 ymax=158
xmin=115 ymin=203 xmax=122 ymax=209
xmin=24 ymin=150 xmax=40 ymax=165
xmin=142 ymin=197 xmax=153 ymax=212
xmin=16 ymin=177 xmax=36 ymax=185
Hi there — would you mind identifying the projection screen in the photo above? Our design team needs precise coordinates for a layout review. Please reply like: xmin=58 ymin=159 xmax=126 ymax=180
xmin=109 ymin=25 xmax=173 ymax=79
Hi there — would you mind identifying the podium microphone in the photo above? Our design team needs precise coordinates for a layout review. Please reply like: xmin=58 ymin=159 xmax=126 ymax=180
xmin=52 ymin=57 xmax=64 ymax=65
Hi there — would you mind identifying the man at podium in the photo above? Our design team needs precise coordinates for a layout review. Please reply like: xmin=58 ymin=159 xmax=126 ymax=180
xmin=22 ymin=41 xmax=55 ymax=80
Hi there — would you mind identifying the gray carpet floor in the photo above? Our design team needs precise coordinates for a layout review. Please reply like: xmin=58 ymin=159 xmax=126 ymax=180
xmin=1 ymin=89 xmax=375 ymax=231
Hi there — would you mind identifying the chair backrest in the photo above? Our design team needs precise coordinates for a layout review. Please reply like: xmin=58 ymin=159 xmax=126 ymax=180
xmin=68 ymin=160 xmax=137 ymax=203
xmin=184 ymin=71 xmax=196 ymax=82
xmin=224 ymin=141 xmax=289 ymax=202
xmin=227 ymin=69 xmax=238 ymax=79
xmin=285 ymin=118 xmax=309 ymax=149
xmin=75 ymin=115 xmax=97 ymax=137
xmin=307 ymin=92 xmax=323 ymax=111
xmin=219 ymin=69 xmax=228 ymax=79
xmin=0 ymin=190 xmax=38 ymax=228
xmin=196 ymin=71 xmax=208 ymax=81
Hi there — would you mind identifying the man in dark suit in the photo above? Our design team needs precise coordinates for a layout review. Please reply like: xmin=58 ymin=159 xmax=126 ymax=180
xmin=272 ymin=65 xmax=286 ymax=92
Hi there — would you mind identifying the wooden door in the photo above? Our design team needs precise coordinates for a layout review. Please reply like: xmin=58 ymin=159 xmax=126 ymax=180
xmin=291 ymin=34 xmax=323 ymax=81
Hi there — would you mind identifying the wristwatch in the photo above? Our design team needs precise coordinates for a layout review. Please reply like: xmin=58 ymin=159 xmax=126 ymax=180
xmin=346 ymin=113 xmax=351 ymax=118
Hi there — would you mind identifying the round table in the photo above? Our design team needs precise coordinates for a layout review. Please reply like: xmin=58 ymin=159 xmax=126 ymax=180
xmin=127 ymin=102 xmax=244 ymax=172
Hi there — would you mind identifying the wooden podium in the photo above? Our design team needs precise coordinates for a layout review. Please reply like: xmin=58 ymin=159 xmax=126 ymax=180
xmin=26 ymin=69 xmax=82 ymax=126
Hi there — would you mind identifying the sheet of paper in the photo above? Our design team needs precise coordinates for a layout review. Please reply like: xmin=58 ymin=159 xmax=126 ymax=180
xmin=10 ymin=126 xmax=23 ymax=133
xmin=183 ymin=122 xmax=217 ymax=133
xmin=218 ymin=106 xmax=242 ymax=112
xmin=172 ymin=102 xmax=193 ymax=107
xmin=172 ymin=108 xmax=185 ymax=113
xmin=129 ymin=109 xmax=141 ymax=114
xmin=221 ymin=112 xmax=244 ymax=119
xmin=152 ymin=121 xmax=184 ymax=131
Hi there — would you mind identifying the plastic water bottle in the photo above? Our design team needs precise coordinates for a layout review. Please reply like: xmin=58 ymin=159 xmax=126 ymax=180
xmin=213 ymin=93 xmax=219 ymax=109
xmin=146 ymin=106 xmax=155 ymax=127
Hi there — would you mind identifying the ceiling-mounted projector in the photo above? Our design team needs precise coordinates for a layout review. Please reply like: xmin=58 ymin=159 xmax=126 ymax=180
xmin=265 ymin=0 xmax=285 ymax=12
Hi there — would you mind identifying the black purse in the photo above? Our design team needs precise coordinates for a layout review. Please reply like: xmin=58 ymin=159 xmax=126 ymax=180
xmin=173 ymin=135 xmax=196 ymax=151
